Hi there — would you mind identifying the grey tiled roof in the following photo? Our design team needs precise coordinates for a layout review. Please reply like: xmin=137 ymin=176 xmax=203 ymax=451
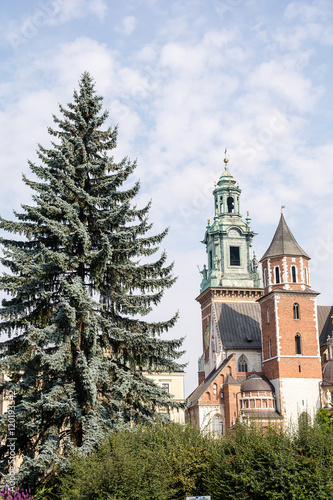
xmin=240 ymin=410 xmax=283 ymax=420
xmin=261 ymin=214 xmax=309 ymax=260
xmin=215 ymin=302 xmax=262 ymax=349
xmin=318 ymin=305 xmax=333 ymax=346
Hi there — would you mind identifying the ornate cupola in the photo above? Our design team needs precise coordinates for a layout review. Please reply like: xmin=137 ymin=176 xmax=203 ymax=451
xmin=199 ymin=150 xmax=262 ymax=293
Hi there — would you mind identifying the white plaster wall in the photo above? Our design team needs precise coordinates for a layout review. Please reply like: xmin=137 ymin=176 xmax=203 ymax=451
xmin=198 ymin=404 xmax=224 ymax=433
xmin=226 ymin=349 xmax=262 ymax=372
xmin=270 ymin=377 xmax=321 ymax=428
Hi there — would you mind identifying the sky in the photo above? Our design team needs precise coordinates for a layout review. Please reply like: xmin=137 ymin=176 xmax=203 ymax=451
xmin=0 ymin=0 xmax=332 ymax=396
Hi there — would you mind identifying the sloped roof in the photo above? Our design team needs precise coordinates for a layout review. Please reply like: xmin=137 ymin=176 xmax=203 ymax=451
xmin=241 ymin=374 xmax=273 ymax=392
xmin=215 ymin=302 xmax=262 ymax=349
xmin=240 ymin=410 xmax=283 ymax=420
xmin=318 ymin=305 xmax=333 ymax=346
xmin=261 ymin=214 xmax=309 ymax=261
xmin=187 ymin=354 xmax=233 ymax=408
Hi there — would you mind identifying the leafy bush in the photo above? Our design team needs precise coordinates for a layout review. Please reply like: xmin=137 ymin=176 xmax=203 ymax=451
xmin=34 ymin=419 xmax=333 ymax=500
xmin=205 ymin=423 xmax=333 ymax=500
xmin=58 ymin=423 xmax=214 ymax=500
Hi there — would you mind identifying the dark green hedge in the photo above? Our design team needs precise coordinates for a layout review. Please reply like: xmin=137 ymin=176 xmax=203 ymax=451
xmin=35 ymin=418 xmax=333 ymax=500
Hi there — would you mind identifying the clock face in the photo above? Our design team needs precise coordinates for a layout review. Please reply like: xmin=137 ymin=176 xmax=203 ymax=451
xmin=204 ymin=321 xmax=210 ymax=348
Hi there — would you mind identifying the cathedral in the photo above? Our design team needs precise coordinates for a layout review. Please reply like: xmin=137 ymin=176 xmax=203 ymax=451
xmin=185 ymin=152 xmax=333 ymax=434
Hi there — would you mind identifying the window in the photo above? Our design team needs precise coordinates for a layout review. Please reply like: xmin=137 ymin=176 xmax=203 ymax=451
xmin=268 ymin=337 xmax=272 ymax=358
xmin=209 ymin=250 xmax=213 ymax=270
xmin=266 ymin=307 xmax=270 ymax=324
xmin=295 ymin=334 xmax=302 ymax=355
xmin=263 ymin=268 xmax=268 ymax=287
xmin=227 ymin=196 xmax=234 ymax=213
xmin=291 ymin=266 xmax=297 ymax=283
xmin=211 ymin=415 xmax=223 ymax=436
xmin=161 ymin=383 xmax=170 ymax=393
xmin=275 ymin=266 xmax=280 ymax=284
xmin=293 ymin=303 xmax=300 ymax=320
xmin=304 ymin=267 xmax=308 ymax=285
xmin=230 ymin=246 xmax=240 ymax=266
xmin=238 ymin=354 xmax=248 ymax=372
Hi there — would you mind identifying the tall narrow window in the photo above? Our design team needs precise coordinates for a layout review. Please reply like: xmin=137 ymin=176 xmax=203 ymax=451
xmin=263 ymin=268 xmax=267 ymax=287
xmin=230 ymin=246 xmax=240 ymax=266
xmin=304 ymin=267 xmax=308 ymax=285
xmin=275 ymin=266 xmax=280 ymax=284
xmin=238 ymin=354 xmax=248 ymax=372
xmin=211 ymin=415 xmax=223 ymax=436
xmin=266 ymin=307 xmax=270 ymax=324
xmin=209 ymin=250 xmax=213 ymax=270
xmin=291 ymin=266 xmax=297 ymax=283
xmin=293 ymin=303 xmax=300 ymax=320
xmin=227 ymin=196 xmax=234 ymax=213
xmin=295 ymin=334 xmax=302 ymax=355
xmin=268 ymin=337 xmax=272 ymax=358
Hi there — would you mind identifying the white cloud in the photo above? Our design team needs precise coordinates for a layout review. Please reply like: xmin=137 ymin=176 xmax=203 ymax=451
xmin=0 ymin=0 xmax=332 ymax=395
xmin=88 ymin=0 xmax=108 ymax=20
xmin=118 ymin=16 xmax=136 ymax=36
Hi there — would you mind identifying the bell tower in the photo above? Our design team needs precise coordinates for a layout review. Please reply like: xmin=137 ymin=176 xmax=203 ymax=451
xmin=259 ymin=213 xmax=322 ymax=425
xmin=199 ymin=150 xmax=262 ymax=293
xmin=197 ymin=151 xmax=263 ymax=378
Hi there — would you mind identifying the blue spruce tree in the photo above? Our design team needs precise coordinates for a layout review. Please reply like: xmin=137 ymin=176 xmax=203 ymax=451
xmin=0 ymin=72 xmax=183 ymax=486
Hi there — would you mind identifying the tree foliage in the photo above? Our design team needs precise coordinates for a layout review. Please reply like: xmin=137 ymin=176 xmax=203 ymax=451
xmin=0 ymin=72 xmax=183 ymax=486
xmin=37 ymin=421 xmax=333 ymax=500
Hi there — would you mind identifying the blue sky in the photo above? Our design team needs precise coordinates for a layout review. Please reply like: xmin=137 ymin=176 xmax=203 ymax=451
xmin=0 ymin=0 xmax=332 ymax=395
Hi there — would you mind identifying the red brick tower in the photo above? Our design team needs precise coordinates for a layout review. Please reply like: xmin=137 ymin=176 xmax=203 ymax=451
xmin=259 ymin=213 xmax=322 ymax=426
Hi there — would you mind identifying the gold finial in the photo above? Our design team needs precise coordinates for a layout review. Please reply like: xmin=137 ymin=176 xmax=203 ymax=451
xmin=207 ymin=219 xmax=210 ymax=225
xmin=247 ymin=211 xmax=249 ymax=216
xmin=214 ymin=181 xmax=216 ymax=188
xmin=281 ymin=205 xmax=285 ymax=214
xmin=224 ymin=148 xmax=228 ymax=164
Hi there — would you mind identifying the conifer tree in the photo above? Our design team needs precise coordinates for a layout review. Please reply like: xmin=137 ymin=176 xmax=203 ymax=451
xmin=0 ymin=72 xmax=183 ymax=486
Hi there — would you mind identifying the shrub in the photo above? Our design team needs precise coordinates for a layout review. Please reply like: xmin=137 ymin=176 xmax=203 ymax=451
xmin=59 ymin=423 xmax=214 ymax=500
xmin=205 ymin=423 xmax=333 ymax=500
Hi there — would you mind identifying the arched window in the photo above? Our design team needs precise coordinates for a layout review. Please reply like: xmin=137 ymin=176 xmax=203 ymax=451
xmin=227 ymin=196 xmax=234 ymax=213
xmin=291 ymin=266 xmax=297 ymax=283
xmin=295 ymin=334 xmax=302 ymax=355
xmin=293 ymin=303 xmax=300 ymax=320
xmin=263 ymin=268 xmax=267 ymax=287
xmin=299 ymin=412 xmax=310 ymax=427
xmin=205 ymin=392 xmax=211 ymax=401
xmin=211 ymin=415 xmax=223 ymax=436
xmin=304 ymin=267 xmax=308 ymax=285
xmin=266 ymin=307 xmax=270 ymax=324
xmin=238 ymin=354 xmax=248 ymax=372
xmin=275 ymin=266 xmax=280 ymax=284
xmin=268 ymin=337 xmax=272 ymax=358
